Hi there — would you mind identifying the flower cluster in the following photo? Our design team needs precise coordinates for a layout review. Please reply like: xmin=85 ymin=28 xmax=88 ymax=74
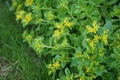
xmin=72 ymin=50 xmax=105 ymax=80
xmin=23 ymin=30 xmax=44 ymax=54
xmin=16 ymin=10 xmax=25 ymax=21
xmin=53 ymin=29 xmax=61 ymax=38
xmin=30 ymin=37 xmax=44 ymax=54
xmin=64 ymin=17 xmax=73 ymax=28
xmin=12 ymin=0 xmax=33 ymax=26
xmin=86 ymin=21 xmax=109 ymax=53
xmin=53 ymin=17 xmax=73 ymax=39
xmin=101 ymin=30 xmax=108 ymax=45
xmin=22 ymin=31 xmax=33 ymax=44
xmin=48 ymin=61 xmax=60 ymax=75
xmin=86 ymin=21 xmax=99 ymax=34
xmin=25 ymin=0 xmax=33 ymax=7
xmin=22 ymin=13 xmax=32 ymax=26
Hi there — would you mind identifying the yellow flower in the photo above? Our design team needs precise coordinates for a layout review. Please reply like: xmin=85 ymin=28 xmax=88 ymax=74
xmin=34 ymin=43 xmax=41 ymax=52
xmin=48 ymin=62 xmax=60 ymax=75
xmin=53 ymin=61 xmax=60 ymax=68
xmin=64 ymin=17 xmax=73 ymax=28
xmin=48 ymin=64 xmax=55 ymax=75
xmin=32 ymin=38 xmax=44 ymax=53
xmin=101 ymin=31 xmax=108 ymax=45
xmin=93 ymin=21 xmax=99 ymax=32
xmin=25 ymin=0 xmax=33 ymax=6
xmin=16 ymin=10 xmax=25 ymax=20
xmin=89 ymin=40 xmax=94 ymax=49
xmin=15 ymin=4 xmax=23 ymax=15
xmin=16 ymin=4 xmax=23 ymax=11
xmin=22 ymin=13 xmax=32 ymax=25
xmin=79 ymin=78 xmax=84 ymax=80
xmin=86 ymin=21 xmax=99 ymax=33
xmin=22 ymin=31 xmax=33 ymax=44
xmin=99 ymin=49 xmax=104 ymax=56
xmin=53 ymin=29 xmax=61 ymax=38
xmin=102 ymin=35 xmax=108 ymax=44
xmin=25 ymin=34 xmax=33 ymax=44
xmin=93 ymin=35 xmax=100 ymax=42
xmin=86 ymin=25 xmax=94 ymax=33
xmin=87 ymin=39 xmax=95 ymax=53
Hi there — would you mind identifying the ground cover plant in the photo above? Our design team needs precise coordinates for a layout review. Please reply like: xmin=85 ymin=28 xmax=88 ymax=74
xmin=10 ymin=0 xmax=120 ymax=80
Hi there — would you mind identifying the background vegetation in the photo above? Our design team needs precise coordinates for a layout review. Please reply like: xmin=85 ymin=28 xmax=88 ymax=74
xmin=0 ymin=1 xmax=49 ymax=80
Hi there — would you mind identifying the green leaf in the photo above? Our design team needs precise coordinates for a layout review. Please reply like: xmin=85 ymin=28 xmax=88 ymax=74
xmin=95 ymin=69 xmax=103 ymax=76
xmin=98 ymin=27 xmax=103 ymax=35
xmin=113 ymin=47 xmax=120 ymax=54
xmin=103 ymin=20 xmax=113 ymax=33
xmin=59 ymin=70 xmax=66 ymax=80
xmin=108 ymin=0 xmax=118 ymax=5
xmin=102 ymin=72 xmax=115 ymax=80
xmin=71 ymin=58 xmax=80 ymax=67
xmin=61 ymin=62 xmax=67 ymax=68
xmin=65 ymin=68 xmax=71 ymax=76
xmin=111 ymin=54 xmax=116 ymax=58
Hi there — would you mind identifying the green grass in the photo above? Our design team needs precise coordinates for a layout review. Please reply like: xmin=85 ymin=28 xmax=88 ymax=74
xmin=0 ymin=1 xmax=49 ymax=80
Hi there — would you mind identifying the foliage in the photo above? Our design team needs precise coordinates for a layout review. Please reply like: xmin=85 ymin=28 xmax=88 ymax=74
xmin=11 ymin=0 xmax=120 ymax=80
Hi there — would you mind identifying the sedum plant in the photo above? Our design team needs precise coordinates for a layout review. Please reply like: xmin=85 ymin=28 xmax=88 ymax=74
xmin=11 ymin=0 xmax=120 ymax=80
